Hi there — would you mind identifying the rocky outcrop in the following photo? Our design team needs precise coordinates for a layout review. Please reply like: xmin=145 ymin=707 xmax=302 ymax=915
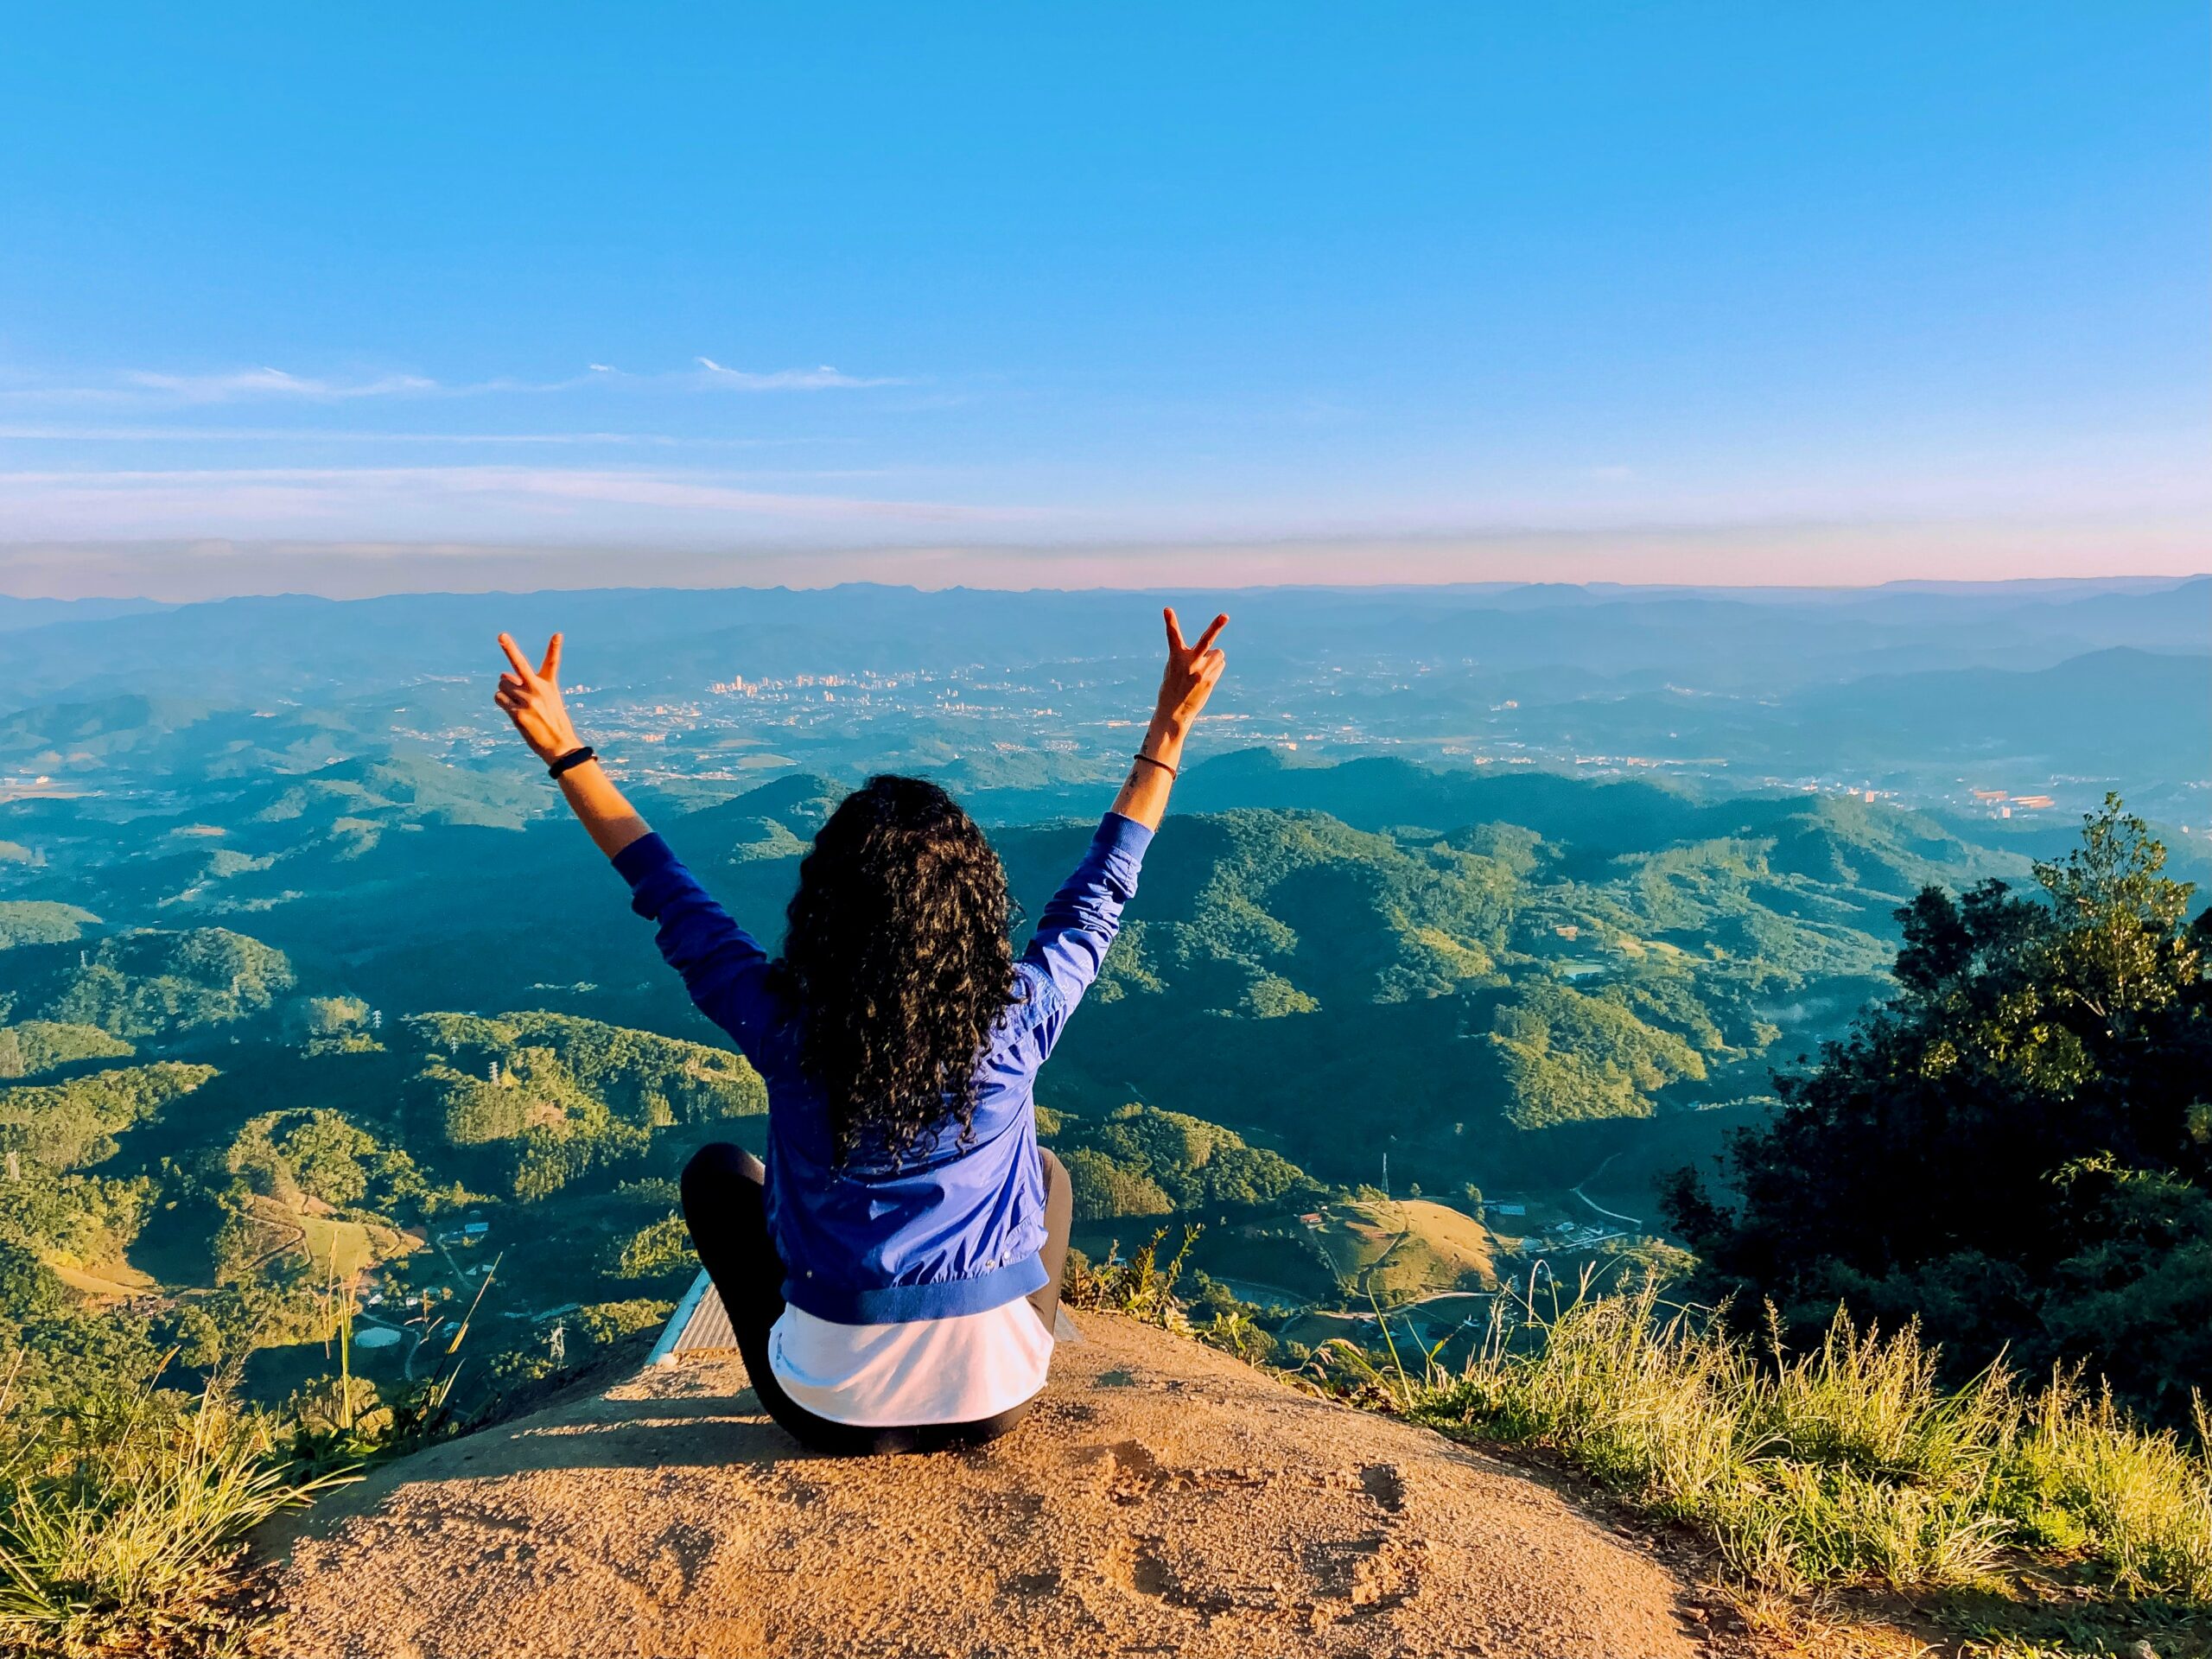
xmin=265 ymin=1313 xmax=1727 ymax=1658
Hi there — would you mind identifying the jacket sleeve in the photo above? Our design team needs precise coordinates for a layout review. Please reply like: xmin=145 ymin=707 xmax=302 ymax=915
xmin=613 ymin=832 xmax=780 ymax=1053
xmin=1017 ymin=810 xmax=1154 ymax=1058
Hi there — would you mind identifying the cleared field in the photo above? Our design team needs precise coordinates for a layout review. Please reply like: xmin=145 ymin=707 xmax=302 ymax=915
xmin=47 ymin=1256 xmax=158 ymax=1300
xmin=298 ymin=1214 xmax=378 ymax=1280
xmin=1316 ymin=1198 xmax=1497 ymax=1303
xmin=242 ymin=1195 xmax=416 ymax=1282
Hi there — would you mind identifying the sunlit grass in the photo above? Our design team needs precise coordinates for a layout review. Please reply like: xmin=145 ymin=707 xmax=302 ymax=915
xmin=0 ymin=1362 xmax=353 ymax=1656
xmin=1999 ymin=1380 xmax=2212 ymax=1600
xmin=1300 ymin=1275 xmax=2212 ymax=1602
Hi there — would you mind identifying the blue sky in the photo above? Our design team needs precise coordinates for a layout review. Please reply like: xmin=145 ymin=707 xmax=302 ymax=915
xmin=1 ymin=4 xmax=2205 ymax=595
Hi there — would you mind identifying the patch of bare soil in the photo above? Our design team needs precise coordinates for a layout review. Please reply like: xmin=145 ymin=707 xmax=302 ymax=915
xmin=264 ymin=1313 xmax=1747 ymax=1658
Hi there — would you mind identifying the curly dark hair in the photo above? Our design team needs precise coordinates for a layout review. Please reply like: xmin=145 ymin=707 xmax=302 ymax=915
xmin=772 ymin=775 xmax=1017 ymax=1166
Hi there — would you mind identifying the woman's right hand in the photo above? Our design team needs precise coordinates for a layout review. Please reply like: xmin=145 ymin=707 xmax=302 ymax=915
xmin=494 ymin=631 xmax=582 ymax=764
xmin=1150 ymin=607 xmax=1230 ymax=742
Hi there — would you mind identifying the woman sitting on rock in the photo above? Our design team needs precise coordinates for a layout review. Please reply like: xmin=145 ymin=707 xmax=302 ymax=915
xmin=492 ymin=607 xmax=1229 ymax=1455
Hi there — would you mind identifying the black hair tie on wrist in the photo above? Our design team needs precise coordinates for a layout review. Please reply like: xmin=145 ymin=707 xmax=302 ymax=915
xmin=547 ymin=745 xmax=597 ymax=779
xmin=1132 ymin=750 xmax=1178 ymax=778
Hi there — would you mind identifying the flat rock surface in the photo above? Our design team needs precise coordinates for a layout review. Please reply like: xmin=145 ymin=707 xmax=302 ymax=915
xmin=265 ymin=1313 xmax=1726 ymax=1658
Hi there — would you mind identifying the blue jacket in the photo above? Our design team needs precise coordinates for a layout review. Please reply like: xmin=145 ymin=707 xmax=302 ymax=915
xmin=613 ymin=810 xmax=1152 ymax=1324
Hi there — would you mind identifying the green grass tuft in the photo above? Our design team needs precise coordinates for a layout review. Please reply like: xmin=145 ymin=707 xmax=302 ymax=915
xmin=1300 ymin=1276 xmax=2212 ymax=1602
xmin=0 ymin=1359 xmax=352 ymax=1656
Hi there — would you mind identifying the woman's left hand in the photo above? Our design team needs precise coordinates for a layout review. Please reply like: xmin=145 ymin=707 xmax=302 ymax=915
xmin=494 ymin=632 xmax=582 ymax=764
xmin=1151 ymin=607 xmax=1230 ymax=740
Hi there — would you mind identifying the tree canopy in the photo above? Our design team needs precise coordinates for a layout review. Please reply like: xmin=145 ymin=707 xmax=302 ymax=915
xmin=1664 ymin=797 xmax=2211 ymax=1422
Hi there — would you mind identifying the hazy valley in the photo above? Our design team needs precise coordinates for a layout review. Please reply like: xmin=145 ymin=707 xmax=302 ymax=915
xmin=2 ymin=575 xmax=2202 ymax=1414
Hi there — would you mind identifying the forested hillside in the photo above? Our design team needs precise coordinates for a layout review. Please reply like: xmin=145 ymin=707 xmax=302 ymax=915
xmin=0 ymin=747 xmax=2073 ymax=1421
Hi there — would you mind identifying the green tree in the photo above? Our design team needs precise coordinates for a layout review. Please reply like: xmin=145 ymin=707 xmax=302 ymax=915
xmin=1063 ymin=1147 xmax=1174 ymax=1220
xmin=0 ymin=1239 xmax=66 ymax=1320
xmin=276 ymin=1111 xmax=378 ymax=1207
xmin=610 ymin=1215 xmax=695 ymax=1282
xmin=1665 ymin=797 xmax=2210 ymax=1421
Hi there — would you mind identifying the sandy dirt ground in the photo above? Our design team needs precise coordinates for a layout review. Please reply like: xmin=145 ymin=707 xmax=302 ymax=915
xmin=264 ymin=1313 xmax=1739 ymax=1658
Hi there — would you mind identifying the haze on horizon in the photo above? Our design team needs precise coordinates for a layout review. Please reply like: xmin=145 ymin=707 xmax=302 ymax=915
xmin=2 ymin=5 xmax=2206 ymax=601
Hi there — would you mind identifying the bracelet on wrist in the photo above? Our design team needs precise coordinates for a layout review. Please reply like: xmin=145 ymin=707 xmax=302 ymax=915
xmin=1132 ymin=750 xmax=1178 ymax=779
xmin=547 ymin=745 xmax=597 ymax=779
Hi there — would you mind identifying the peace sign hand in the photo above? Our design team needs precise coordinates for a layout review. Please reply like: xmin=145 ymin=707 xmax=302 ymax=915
xmin=493 ymin=632 xmax=582 ymax=765
xmin=1154 ymin=607 xmax=1230 ymax=737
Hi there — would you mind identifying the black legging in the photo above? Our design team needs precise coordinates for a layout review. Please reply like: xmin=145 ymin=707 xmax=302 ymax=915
xmin=677 ymin=1141 xmax=1073 ymax=1456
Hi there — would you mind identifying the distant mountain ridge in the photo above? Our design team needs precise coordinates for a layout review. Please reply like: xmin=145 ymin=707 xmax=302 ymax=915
xmin=0 ymin=594 xmax=169 ymax=635
xmin=1 ymin=577 xmax=2203 ymax=709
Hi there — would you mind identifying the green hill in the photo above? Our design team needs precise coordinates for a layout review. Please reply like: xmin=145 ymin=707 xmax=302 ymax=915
xmin=0 ymin=927 xmax=294 ymax=1040
xmin=995 ymin=793 xmax=1993 ymax=1189
xmin=1053 ymin=1102 xmax=1322 ymax=1221
xmin=0 ymin=1061 xmax=218 ymax=1169
xmin=1205 ymin=1198 xmax=1500 ymax=1310
xmin=0 ymin=900 xmax=100 ymax=950
xmin=0 ymin=1020 xmax=135 ymax=1079
xmin=0 ymin=754 xmax=2062 ymax=1416
xmin=404 ymin=1010 xmax=767 ymax=1201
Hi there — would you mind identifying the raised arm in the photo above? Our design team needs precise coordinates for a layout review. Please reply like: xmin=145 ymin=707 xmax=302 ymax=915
xmin=493 ymin=630 xmax=652 ymax=861
xmin=493 ymin=630 xmax=778 ymax=1051
xmin=1018 ymin=607 xmax=1231 ymax=1050
xmin=1109 ymin=607 xmax=1230 ymax=830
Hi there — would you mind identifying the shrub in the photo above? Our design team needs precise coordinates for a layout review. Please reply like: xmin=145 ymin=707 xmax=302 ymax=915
xmin=1062 ymin=1227 xmax=1199 ymax=1332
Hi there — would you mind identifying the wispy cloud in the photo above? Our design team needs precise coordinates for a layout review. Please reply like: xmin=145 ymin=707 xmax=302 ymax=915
xmin=0 ymin=423 xmax=822 ymax=448
xmin=0 ymin=464 xmax=1022 ymax=539
xmin=692 ymin=357 xmax=903 ymax=391
xmin=118 ymin=367 xmax=438 ymax=403
xmin=0 ymin=357 xmax=908 ymax=407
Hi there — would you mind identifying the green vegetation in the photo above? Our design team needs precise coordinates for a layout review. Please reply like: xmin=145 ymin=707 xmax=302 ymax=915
xmin=1011 ymin=790 xmax=1968 ymax=1199
xmin=1054 ymin=1103 xmax=1321 ymax=1219
xmin=1668 ymin=797 xmax=2212 ymax=1425
xmin=1480 ymin=980 xmax=1707 ymax=1128
xmin=1064 ymin=1226 xmax=1203 ymax=1334
xmin=1069 ymin=809 xmax=1521 ymax=1015
xmin=0 ymin=1063 xmax=216 ymax=1170
xmin=407 ymin=1009 xmax=766 ymax=1201
xmin=224 ymin=1108 xmax=426 ymax=1212
xmin=288 ymin=995 xmax=381 ymax=1057
xmin=0 ymin=1374 xmax=346 ymax=1656
xmin=1308 ymin=1278 xmax=2212 ymax=1604
xmin=0 ymin=903 xmax=99 ymax=952
xmin=0 ymin=1021 xmax=135 ymax=1081
xmin=0 ymin=1166 xmax=152 ymax=1287
xmin=0 ymin=928 xmax=293 ymax=1042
